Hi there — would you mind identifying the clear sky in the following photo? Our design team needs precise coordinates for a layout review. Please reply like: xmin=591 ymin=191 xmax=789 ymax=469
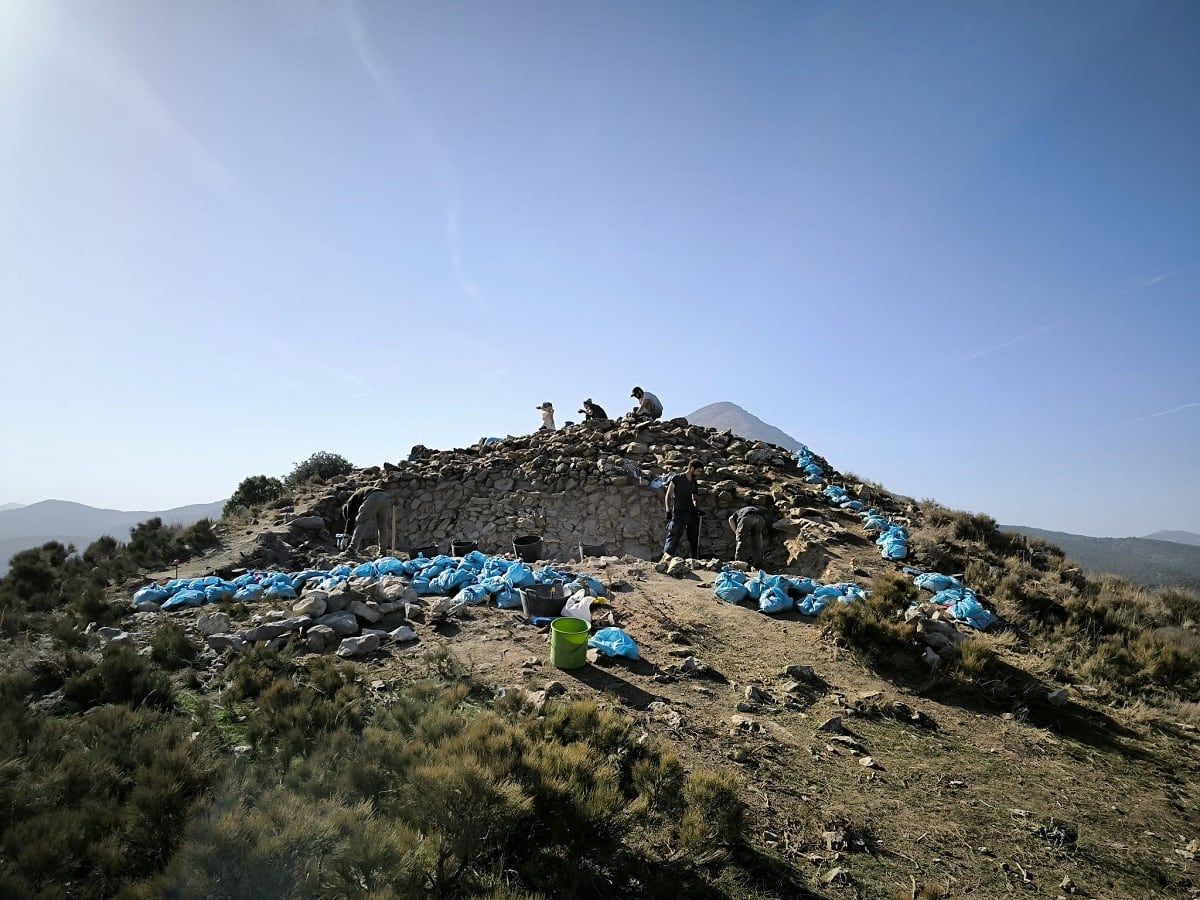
xmin=1 ymin=1 xmax=1197 ymax=537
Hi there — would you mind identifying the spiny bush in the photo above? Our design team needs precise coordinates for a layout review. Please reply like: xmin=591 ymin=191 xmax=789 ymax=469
xmin=230 ymin=655 xmax=367 ymax=758
xmin=821 ymin=574 xmax=917 ymax=666
xmin=285 ymin=450 xmax=354 ymax=487
xmin=222 ymin=475 xmax=285 ymax=518
xmin=150 ymin=623 xmax=198 ymax=670
xmin=156 ymin=675 xmax=758 ymax=899
xmin=0 ymin=678 xmax=220 ymax=898
xmin=62 ymin=645 xmax=174 ymax=712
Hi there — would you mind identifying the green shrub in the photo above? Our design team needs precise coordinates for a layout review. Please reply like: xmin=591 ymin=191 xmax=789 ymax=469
xmin=222 ymin=475 xmax=285 ymax=518
xmin=150 ymin=624 xmax=198 ymax=670
xmin=285 ymin=451 xmax=354 ymax=487
xmin=677 ymin=770 xmax=745 ymax=856
xmin=820 ymin=574 xmax=917 ymax=665
xmin=62 ymin=645 xmax=173 ymax=712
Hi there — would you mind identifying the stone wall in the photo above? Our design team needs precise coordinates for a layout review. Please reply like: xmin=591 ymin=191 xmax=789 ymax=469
xmin=303 ymin=417 xmax=838 ymax=568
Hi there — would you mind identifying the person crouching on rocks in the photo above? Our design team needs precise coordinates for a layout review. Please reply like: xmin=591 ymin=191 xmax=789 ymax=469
xmin=664 ymin=459 xmax=702 ymax=558
xmin=630 ymin=386 xmax=663 ymax=421
xmin=579 ymin=398 xmax=608 ymax=421
xmin=536 ymin=401 xmax=556 ymax=431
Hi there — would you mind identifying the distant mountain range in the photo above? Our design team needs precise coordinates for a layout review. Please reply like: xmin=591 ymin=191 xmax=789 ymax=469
xmin=1144 ymin=529 xmax=1200 ymax=548
xmin=0 ymin=499 xmax=225 ymax=575
xmin=1002 ymin=526 xmax=1200 ymax=590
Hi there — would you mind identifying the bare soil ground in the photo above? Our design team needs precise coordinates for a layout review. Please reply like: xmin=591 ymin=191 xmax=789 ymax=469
xmin=151 ymin=525 xmax=1200 ymax=900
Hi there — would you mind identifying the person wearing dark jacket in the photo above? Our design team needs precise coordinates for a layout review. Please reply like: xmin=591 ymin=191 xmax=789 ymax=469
xmin=728 ymin=506 xmax=766 ymax=569
xmin=579 ymin=398 xmax=608 ymax=421
xmin=663 ymin=459 xmax=702 ymax=558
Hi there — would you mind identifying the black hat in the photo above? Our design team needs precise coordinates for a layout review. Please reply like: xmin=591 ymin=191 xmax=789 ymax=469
xmin=631 ymin=386 xmax=642 ymax=397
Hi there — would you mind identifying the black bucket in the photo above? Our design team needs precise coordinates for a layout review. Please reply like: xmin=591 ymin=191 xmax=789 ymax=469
xmin=513 ymin=534 xmax=543 ymax=563
xmin=451 ymin=540 xmax=478 ymax=557
xmin=409 ymin=544 xmax=439 ymax=560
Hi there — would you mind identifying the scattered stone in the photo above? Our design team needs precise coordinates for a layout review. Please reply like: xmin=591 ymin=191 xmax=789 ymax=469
xmin=736 ymin=701 xmax=760 ymax=713
xmin=316 ymin=611 xmax=360 ymax=636
xmin=305 ymin=625 xmax=337 ymax=652
xmin=785 ymin=664 xmax=817 ymax=682
xmin=665 ymin=557 xmax=690 ymax=577
xmin=336 ymin=633 xmax=381 ymax=658
xmin=744 ymin=685 xmax=767 ymax=704
xmin=543 ymin=680 xmax=566 ymax=697
xmin=859 ymin=756 xmax=882 ymax=770
xmin=349 ymin=600 xmax=383 ymax=623
xmin=1046 ymin=688 xmax=1070 ymax=707
xmin=389 ymin=626 xmax=418 ymax=642
xmin=206 ymin=633 xmax=246 ymax=653
xmin=817 ymin=716 xmax=846 ymax=735
xmin=194 ymin=612 xmax=232 ymax=636
xmin=293 ymin=594 xmax=327 ymax=618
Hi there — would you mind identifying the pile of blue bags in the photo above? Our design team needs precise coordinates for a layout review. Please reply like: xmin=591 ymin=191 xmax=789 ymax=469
xmin=910 ymin=571 xmax=996 ymax=630
xmin=822 ymin=484 xmax=866 ymax=512
xmin=794 ymin=444 xmax=825 ymax=485
xmin=133 ymin=551 xmax=606 ymax=614
xmin=714 ymin=566 xmax=865 ymax=616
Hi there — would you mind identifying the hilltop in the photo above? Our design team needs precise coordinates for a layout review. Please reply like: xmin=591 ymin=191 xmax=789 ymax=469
xmin=1 ymin=416 xmax=1197 ymax=898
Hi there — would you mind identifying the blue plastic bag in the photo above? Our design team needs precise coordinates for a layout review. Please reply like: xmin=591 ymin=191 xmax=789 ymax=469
xmin=204 ymin=584 xmax=234 ymax=603
xmin=588 ymin=627 xmax=640 ymax=659
xmin=162 ymin=589 xmax=205 ymax=611
xmin=234 ymin=583 xmax=264 ymax=602
xmin=133 ymin=584 xmax=169 ymax=606
xmin=376 ymin=557 xmax=406 ymax=576
xmin=352 ymin=562 xmax=379 ymax=579
xmin=758 ymin=586 xmax=794 ymax=614
xmin=263 ymin=583 xmax=297 ymax=600
xmin=714 ymin=567 xmax=748 ymax=604
xmin=458 ymin=583 xmax=490 ymax=605
xmin=915 ymin=572 xmax=962 ymax=593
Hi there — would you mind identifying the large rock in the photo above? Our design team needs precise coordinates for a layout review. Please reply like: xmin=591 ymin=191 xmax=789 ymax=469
xmin=197 ymin=612 xmax=231 ymax=636
xmin=374 ymin=576 xmax=417 ymax=604
xmin=290 ymin=515 xmax=326 ymax=532
xmin=244 ymin=616 xmax=311 ymax=642
xmin=305 ymin=624 xmax=338 ymax=652
xmin=293 ymin=594 xmax=328 ymax=618
xmin=316 ymin=611 xmax=360 ymax=636
xmin=349 ymin=600 xmax=383 ymax=623
xmin=336 ymin=633 xmax=381 ymax=658
xmin=206 ymin=633 xmax=246 ymax=653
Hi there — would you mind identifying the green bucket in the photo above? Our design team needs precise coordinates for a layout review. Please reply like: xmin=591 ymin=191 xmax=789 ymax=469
xmin=550 ymin=617 xmax=590 ymax=670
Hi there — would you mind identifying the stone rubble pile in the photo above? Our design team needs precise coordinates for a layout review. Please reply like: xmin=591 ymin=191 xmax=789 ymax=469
xmin=265 ymin=416 xmax=858 ymax=571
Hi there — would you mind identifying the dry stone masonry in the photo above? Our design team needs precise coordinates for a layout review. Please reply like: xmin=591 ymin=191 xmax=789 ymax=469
xmin=282 ymin=416 xmax=858 ymax=571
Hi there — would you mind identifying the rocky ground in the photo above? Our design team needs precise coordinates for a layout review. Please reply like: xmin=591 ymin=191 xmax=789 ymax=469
xmin=125 ymin=526 xmax=1200 ymax=900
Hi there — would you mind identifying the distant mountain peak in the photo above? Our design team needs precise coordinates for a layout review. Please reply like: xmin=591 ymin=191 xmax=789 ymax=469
xmin=686 ymin=401 xmax=805 ymax=452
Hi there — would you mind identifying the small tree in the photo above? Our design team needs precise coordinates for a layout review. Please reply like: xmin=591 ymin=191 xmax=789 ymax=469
xmin=285 ymin=451 xmax=353 ymax=487
xmin=223 ymin=475 xmax=285 ymax=517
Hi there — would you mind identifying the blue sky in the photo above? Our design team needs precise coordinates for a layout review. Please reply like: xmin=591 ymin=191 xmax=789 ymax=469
xmin=1 ymin=0 xmax=1196 ymax=537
